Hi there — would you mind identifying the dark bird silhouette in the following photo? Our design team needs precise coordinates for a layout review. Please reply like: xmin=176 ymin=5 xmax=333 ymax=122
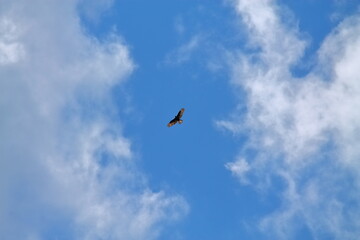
xmin=167 ymin=108 xmax=185 ymax=127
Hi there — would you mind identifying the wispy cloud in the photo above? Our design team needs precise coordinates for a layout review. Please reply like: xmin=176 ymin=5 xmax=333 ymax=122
xmin=0 ymin=1 xmax=187 ymax=239
xmin=164 ymin=35 xmax=202 ymax=65
xmin=222 ymin=0 xmax=360 ymax=239
xmin=174 ymin=15 xmax=186 ymax=35
xmin=0 ymin=18 xmax=25 ymax=64
xmin=225 ymin=157 xmax=250 ymax=184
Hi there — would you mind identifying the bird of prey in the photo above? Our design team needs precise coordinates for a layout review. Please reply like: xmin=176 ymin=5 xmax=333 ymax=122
xmin=167 ymin=108 xmax=185 ymax=127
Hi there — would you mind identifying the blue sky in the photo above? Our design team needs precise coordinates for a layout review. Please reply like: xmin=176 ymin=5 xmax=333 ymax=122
xmin=1 ymin=0 xmax=360 ymax=239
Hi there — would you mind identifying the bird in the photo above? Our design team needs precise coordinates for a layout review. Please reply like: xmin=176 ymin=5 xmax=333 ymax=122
xmin=167 ymin=108 xmax=185 ymax=127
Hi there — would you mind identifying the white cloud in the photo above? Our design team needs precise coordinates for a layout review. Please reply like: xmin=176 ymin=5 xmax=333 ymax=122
xmin=0 ymin=18 xmax=25 ymax=64
xmin=0 ymin=1 xmax=187 ymax=239
xmin=225 ymin=157 xmax=250 ymax=184
xmin=78 ymin=0 xmax=114 ymax=22
xmin=165 ymin=35 xmax=202 ymax=65
xmin=222 ymin=0 xmax=360 ymax=239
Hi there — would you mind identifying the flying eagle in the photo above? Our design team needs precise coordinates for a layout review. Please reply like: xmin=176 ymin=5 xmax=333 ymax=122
xmin=167 ymin=108 xmax=185 ymax=127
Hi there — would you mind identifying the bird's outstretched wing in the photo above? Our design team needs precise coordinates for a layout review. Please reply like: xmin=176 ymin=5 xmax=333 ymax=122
xmin=167 ymin=118 xmax=178 ymax=127
xmin=177 ymin=108 xmax=185 ymax=118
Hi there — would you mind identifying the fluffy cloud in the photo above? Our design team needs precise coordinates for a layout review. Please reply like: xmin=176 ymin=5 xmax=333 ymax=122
xmin=0 ymin=1 xmax=187 ymax=239
xmin=222 ymin=0 xmax=360 ymax=239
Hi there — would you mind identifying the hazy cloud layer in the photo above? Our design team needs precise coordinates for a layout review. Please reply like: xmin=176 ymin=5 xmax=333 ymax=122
xmin=0 ymin=1 xmax=187 ymax=239
xmin=222 ymin=0 xmax=360 ymax=239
